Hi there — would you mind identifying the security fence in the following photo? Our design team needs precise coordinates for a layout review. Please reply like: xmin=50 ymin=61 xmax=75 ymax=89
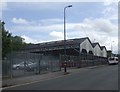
xmin=60 ymin=55 xmax=79 ymax=68
xmin=2 ymin=52 xmax=61 ymax=78
xmin=60 ymin=53 xmax=108 ymax=68
xmin=2 ymin=59 xmax=11 ymax=78
xmin=2 ymin=52 xmax=108 ymax=79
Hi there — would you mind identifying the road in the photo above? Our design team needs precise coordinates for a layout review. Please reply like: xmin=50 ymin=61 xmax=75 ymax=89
xmin=3 ymin=65 xmax=118 ymax=90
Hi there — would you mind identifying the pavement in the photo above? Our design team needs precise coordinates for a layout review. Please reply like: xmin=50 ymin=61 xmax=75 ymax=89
xmin=2 ymin=65 xmax=106 ymax=89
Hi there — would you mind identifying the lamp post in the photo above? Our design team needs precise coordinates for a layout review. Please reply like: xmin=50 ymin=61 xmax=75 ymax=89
xmin=64 ymin=5 xmax=72 ymax=73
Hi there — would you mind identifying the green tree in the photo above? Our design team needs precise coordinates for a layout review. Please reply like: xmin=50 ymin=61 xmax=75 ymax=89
xmin=1 ymin=21 xmax=12 ymax=59
xmin=11 ymin=36 xmax=25 ymax=51
xmin=0 ymin=21 xmax=2 ymax=60
xmin=1 ymin=21 xmax=26 ymax=59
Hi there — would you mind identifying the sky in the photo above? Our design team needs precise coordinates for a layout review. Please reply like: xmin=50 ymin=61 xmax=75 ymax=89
xmin=1 ymin=0 xmax=119 ymax=54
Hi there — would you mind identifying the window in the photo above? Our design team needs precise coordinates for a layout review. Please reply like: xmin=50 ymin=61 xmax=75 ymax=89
xmin=109 ymin=58 xmax=114 ymax=60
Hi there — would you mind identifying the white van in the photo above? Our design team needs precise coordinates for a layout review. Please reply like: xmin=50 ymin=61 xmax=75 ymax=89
xmin=108 ymin=57 xmax=119 ymax=65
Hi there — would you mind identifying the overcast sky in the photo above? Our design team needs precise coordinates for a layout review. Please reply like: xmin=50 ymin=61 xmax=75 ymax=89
xmin=1 ymin=0 xmax=118 ymax=54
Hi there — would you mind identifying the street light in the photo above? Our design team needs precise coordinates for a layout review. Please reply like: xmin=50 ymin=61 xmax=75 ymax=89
xmin=64 ymin=5 xmax=72 ymax=73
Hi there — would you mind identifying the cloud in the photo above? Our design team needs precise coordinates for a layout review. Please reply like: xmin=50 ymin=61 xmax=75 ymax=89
xmin=105 ymin=37 xmax=118 ymax=54
xmin=0 ymin=0 xmax=8 ymax=10
xmin=11 ymin=18 xmax=29 ymax=25
xmin=9 ymin=17 xmax=118 ymax=53
xmin=3 ymin=1 xmax=118 ymax=54
xmin=5 ymin=2 xmax=68 ymax=12
xmin=49 ymin=31 xmax=63 ymax=40
xmin=0 ymin=10 xmax=1 ymax=19
xmin=10 ymin=17 xmax=117 ymax=36
xmin=40 ymin=18 xmax=63 ymax=25
xmin=0 ymin=0 xmax=8 ymax=19
xmin=102 ymin=0 xmax=118 ymax=20
xmin=4 ymin=0 xmax=109 ymax=2
xmin=77 ymin=18 xmax=117 ymax=36
xmin=103 ymin=0 xmax=118 ymax=6
xmin=21 ymin=35 xmax=42 ymax=44
xmin=10 ymin=17 xmax=117 ymax=33
xmin=85 ymin=18 xmax=117 ymax=32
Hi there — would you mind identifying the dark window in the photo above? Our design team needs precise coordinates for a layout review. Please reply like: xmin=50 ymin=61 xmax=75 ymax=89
xmin=109 ymin=58 xmax=114 ymax=60
xmin=81 ymin=49 xmax=87 ymax=53
xmin=89 ymin=51 xmax=93 ymax=54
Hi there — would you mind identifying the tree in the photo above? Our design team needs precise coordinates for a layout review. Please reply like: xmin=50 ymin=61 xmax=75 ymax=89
xmin=1 ymin=21 xmax=26 ymax=59
xmin=11 ymin=36 xmax=25 ymax=51
xmin=0 ymin=21 xmax=2 ymax=60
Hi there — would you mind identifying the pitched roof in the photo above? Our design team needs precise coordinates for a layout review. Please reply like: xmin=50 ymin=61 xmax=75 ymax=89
xmin=101 ymin=46 xmax=107 ymax=51
xmin=21 ymin=37 xmax=89 ymax=50
xmin=92 ymin=42 xmax=101 ymax=48
xmin=37 ymin=37 xmax=88 ymax=47
xmin=92 ymin=43 xmax=98 ymax=47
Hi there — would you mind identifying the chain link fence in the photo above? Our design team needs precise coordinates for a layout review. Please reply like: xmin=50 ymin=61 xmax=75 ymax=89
xmin=60 ymin=53 xmax=108 ymax=68
xmin=60 ymin=55 xmax=79 ymax=68
xmin=2 ymin=52 xmax=61 ymax=78
xmin=2 ymin=52 xmax=108 ymax=79
xmin=2 ymin=59 xmax=11 ymax=78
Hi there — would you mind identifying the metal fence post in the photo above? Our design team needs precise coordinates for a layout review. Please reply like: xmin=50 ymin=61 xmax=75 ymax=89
xmin=59 ymin=54 xmax=61 ymax=71
xmin=10 ymin=53 xmax=13 ymax=79
xmin=38 ymin=54 xmax=42 ymax=74
xmin=38 ymin=59 xmax=41 ymax=74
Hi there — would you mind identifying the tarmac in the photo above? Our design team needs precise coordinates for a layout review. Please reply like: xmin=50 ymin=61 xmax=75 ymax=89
xmin=1 ymin=65 xmax=106 ymax=90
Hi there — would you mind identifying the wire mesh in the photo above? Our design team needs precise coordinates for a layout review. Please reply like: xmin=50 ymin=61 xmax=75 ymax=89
xmin=2 ymin=52 xmax=61 ymax=78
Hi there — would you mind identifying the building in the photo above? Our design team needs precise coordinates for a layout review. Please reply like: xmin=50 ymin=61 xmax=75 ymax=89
xmin=107 ymin=50 xmax=112 ymax=57
xmin=101 ymin=46 xmax=107 ymax=57
xmin=92 ymin=42 xmax=102 ymax=56
xmin=18 ymin=37 xmax=109 ymax=69
xmin=21 ymin=37 xmax=107 ymax=58
xmin=80 ymin=37 xmax=93 ymax=54
xmin=22 ymin=37 xmax=94 ymax=55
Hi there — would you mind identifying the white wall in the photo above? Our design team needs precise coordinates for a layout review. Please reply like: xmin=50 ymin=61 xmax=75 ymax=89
xmin=93 ymin=44 xmax=101 ymax=56
xmin=80 ymin=39 xmax=93 ymax=53
xmin=101 ymin=48 xmax=107 ymax=57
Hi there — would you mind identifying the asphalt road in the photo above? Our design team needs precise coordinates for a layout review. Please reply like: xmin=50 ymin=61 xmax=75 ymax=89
xmin=4 ymin=65 xmax=118 ymax=90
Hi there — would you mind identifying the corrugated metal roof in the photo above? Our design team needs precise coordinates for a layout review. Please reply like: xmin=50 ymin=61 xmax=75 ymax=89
xmin=100 ymin=46 xmax=106 ymax=50
xmin=21 ymin=37 xmax=88 ymax=50
xmin=92 ymin=43 xmax=99 ymax=47
xmin=38 ymin=37 xmax=88 ymax=47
